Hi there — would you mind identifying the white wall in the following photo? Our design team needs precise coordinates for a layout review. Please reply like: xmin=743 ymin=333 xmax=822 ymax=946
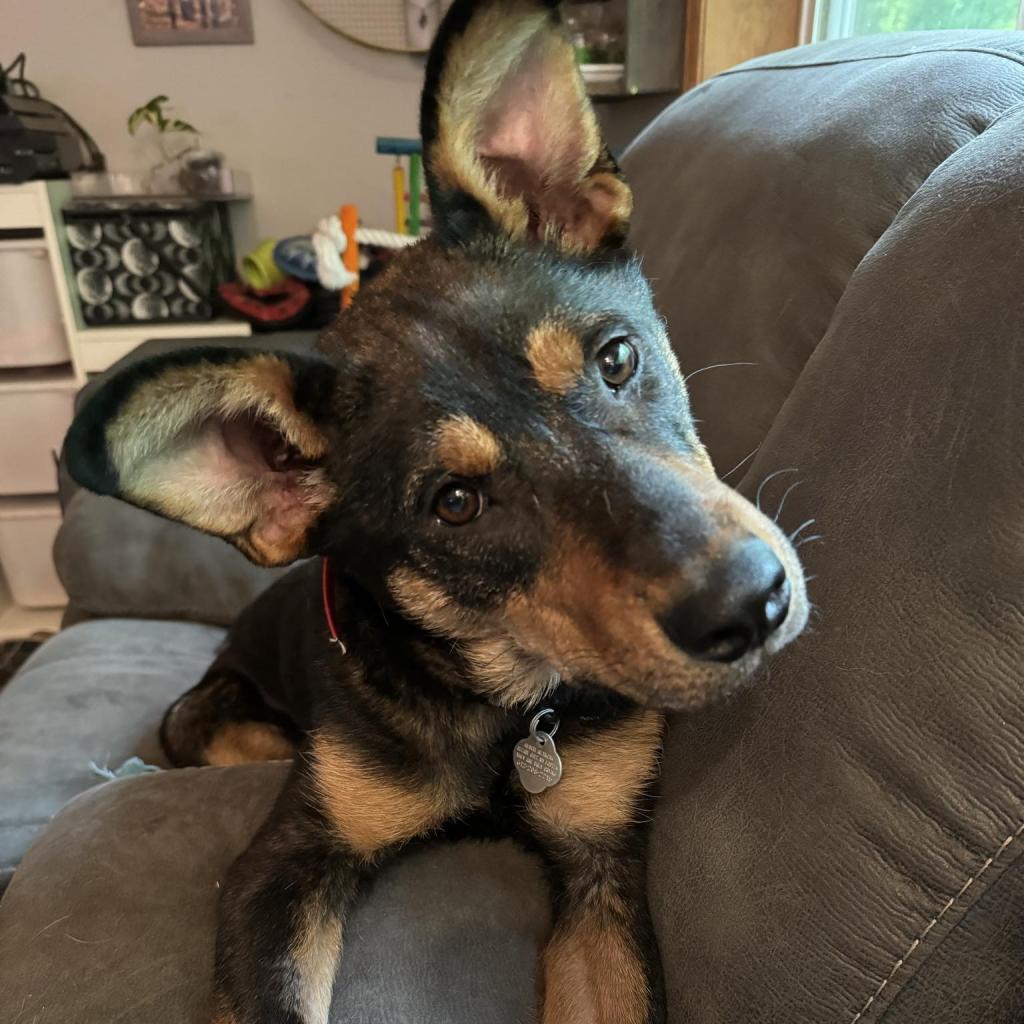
xmin=9 ymin=1 xmax=673 ymax=256
xmin=11 ymin=0 xmax=425 ymax=253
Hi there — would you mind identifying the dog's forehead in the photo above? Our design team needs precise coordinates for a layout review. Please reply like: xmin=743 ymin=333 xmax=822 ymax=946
xmin=318 ymin=239 xmax=668 ymax=480
xmin=339 ymin=241 xmax=651 ymax=385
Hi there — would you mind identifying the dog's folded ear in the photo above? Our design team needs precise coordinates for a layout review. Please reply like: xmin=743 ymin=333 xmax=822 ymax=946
xmin=64 ymin=348 xmax=337 ymax=567
xmin=421 ymin=0 xmax=632 ymax=252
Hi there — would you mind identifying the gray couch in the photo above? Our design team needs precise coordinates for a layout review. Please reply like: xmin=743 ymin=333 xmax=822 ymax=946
xmin=3 ymin=30 xmax=1024 ymax=1022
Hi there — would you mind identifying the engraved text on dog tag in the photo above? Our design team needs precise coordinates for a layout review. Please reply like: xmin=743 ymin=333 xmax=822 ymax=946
xmin=513 ymin=709 xmax=563 ymax=794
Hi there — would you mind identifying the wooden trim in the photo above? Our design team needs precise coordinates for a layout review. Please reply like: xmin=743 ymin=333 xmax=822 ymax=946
xmin=683 ymin=0 xmax=805 ymax=90
xmin=683 ymin=0 xmax=709 ymax=91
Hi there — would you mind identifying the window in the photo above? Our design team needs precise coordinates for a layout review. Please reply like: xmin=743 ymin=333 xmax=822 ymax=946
xmin=813 ymin=0 xmax=1023 ymax=40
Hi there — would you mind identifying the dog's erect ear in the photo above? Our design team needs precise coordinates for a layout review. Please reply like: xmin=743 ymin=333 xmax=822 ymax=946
xmin=421 ymin=0 xmax=632 ymax=252
xmin=65 ymin=348 xmax=337 ymax=567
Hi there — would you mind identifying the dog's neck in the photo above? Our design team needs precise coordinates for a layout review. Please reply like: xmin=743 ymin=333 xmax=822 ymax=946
xmin=324 ymin=562 xmax=634 ymax=727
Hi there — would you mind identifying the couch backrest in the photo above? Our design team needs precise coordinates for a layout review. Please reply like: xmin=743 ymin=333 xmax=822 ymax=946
xmin=623 ymin=30 xmax=1024 ymax=477
xmin=626 ymin=31 xmax=1024 ymax=1024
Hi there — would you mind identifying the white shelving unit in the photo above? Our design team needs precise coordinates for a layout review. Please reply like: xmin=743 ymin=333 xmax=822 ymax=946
xmin=73 ymin=316 xmax=254 ymax=372
xmin=7 ymin=180 xmax=252 ymax=370
xmin=0 ymin=180 xmax=251 ymax=640
xmin=0 ymin=574 xmax=62 ymax=643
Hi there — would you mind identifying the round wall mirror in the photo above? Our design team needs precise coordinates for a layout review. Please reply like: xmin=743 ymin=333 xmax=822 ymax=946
xmin=297 ymin=0 xmax=453 ymax=53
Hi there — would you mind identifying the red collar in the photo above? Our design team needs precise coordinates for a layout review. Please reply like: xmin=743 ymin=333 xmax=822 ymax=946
xmin=321 ymin=556 xmax=347 ymax=654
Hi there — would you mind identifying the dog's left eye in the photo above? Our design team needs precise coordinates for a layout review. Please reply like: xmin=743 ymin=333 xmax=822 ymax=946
xmin=433 ymin=483 xmax=484 ymax=526
xmin=596 ymin=338 xmax=638 ymax=389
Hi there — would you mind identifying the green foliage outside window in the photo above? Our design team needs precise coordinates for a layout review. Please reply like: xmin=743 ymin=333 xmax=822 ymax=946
xmin=818 ymin=0 xmax=1019 ymax=38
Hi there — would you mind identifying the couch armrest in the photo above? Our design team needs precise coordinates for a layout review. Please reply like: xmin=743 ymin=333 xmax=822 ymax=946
xmin=0 ymin=765 xmax=550 ymax=1023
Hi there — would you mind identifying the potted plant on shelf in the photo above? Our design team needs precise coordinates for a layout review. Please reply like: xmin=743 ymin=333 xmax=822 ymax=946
xmin=127 ymin=95 xmax=225 ymax=196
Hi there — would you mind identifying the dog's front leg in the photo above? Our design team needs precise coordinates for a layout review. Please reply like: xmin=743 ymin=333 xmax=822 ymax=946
xmin=537 ymin=834 xmax=663 ymax=1024
xmin=521 ymin=710 xmax=666 ymax=1024
xmin=211 ymin=770 xmax=364 ymax=1024
xmin=212 ymin=736 xmax=461 ymax=1024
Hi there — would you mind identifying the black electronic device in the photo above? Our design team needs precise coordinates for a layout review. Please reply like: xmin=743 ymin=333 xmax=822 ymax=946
xmin=0 ymin=53 xmax=104 ymax=184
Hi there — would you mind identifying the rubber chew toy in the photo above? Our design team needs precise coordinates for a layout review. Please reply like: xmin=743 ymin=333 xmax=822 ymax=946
xmin=241 ymin=238 xmax=286 ymax=290
xmin=340 ymin=204 xmax=359 ymax=309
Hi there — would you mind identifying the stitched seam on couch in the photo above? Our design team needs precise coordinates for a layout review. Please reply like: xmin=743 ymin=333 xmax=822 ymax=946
xmin=716 ymin=45 xmax=1024 ymax=80
xmin=849 ymin=818 xmax=1024 ymax=1023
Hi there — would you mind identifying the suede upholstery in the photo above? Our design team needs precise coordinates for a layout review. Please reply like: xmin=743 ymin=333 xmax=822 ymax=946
xmin=627 ymin=31 xmax=1024 ymax=476
xmin=0 ymin=766 xmax=550 ymax=1023
xmin=624 ymin=30 xmax=1024 ymax=1024
xmin=2 ymin=29 xmax=1024 ymax=1024
xmin=0 ymin=619 xmax=223 ymax=888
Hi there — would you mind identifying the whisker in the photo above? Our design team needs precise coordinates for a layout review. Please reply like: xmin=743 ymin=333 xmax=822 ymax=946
xmin=774 ymin=480 xmax=802 ymax=523
xmin=683 ymin=361 xmax=758 ymax=384
xmin=602 ymin=488 xmax=616 ymax=523
xmin=789 ymin=518 xmax=816 ymax=542
xmin=796 ymin=535 xmax=823 ymax=548
xmin=719 ymin=444 xmax=761 ymax=483
xmin=755 ymin=467 xmax=798 ymax=511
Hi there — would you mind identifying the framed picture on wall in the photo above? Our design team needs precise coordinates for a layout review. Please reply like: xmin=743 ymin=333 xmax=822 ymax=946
xmin=127 ymin=0 xmax=255 ymax=46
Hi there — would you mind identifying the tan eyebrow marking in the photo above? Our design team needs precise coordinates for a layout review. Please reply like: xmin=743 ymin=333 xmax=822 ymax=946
xmin=526 ymin=321 xmax=585 ymax=394
xmin=434 ymin=414 xmax=502 ymax=476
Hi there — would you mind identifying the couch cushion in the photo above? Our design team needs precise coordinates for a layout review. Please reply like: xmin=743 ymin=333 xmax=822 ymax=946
xmin=623 ymin=30 xmax=1024 ymax=476
xmin=0 ymin=765 xmax=550 ymax=1024
xmin=0 ymin=618 xmax=224 ymax=885
xmin=55 ymin=491 xmax=288 ymax=627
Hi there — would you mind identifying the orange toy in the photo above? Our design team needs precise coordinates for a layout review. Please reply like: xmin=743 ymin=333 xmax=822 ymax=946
xmin=340 ymin=204 xmax=359 ymax=309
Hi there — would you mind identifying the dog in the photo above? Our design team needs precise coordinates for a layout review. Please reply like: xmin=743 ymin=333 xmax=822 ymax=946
xmin=64 ymin=2 xmax=809 ymax=1021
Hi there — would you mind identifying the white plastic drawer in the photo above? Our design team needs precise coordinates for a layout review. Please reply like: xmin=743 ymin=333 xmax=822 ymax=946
xmin=0 ymin=239 xmax=70 ymax=367
xmin=0 ymin=189 xmax=45 ymax=230
xmin=0 ymin=387 xmax=75 ymax=495
xmin=0 ymin=496 xmax=66 ymax=607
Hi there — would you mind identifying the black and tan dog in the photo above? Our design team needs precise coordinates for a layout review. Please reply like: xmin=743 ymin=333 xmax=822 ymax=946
xmin=65 ymin=2 xmax=808 ymax=1021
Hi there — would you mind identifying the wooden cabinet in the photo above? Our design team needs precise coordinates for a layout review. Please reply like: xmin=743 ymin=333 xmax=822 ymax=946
xmin=684 ymin=0 xmax=808 ymax=89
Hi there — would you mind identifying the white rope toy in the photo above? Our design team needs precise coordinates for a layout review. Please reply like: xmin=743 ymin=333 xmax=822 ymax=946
xmin=312 ymin=215 xmax=358 ymax=292
xmin=355 ymin=227 xmax=421 ymax=249
xmin=312 ymin=220 xmax=422 ymax=291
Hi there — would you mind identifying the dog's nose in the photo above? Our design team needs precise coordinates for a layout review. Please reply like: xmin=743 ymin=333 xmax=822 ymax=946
xmin=661 ymin=538 xmax=790 ymax=663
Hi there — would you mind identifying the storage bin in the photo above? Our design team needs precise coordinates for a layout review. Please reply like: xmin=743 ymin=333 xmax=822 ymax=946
xmin=0 ymin=235 xmax=70 ymax=367
xmin=0 ymin=496 xmax=67 ymax=607
xmin=63 ymin=198 xmax=235 ymax=325
xmin=0 ymin=385 xmax=75 ymax=495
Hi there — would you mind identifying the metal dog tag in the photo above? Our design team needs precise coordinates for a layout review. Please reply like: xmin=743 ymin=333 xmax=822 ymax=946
xmin=513 ymin=709 xmax=563 ymax=794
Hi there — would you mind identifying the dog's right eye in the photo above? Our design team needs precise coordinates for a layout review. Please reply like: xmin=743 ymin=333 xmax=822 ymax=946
xmin=433 ymin=483 xmax=484 ymax=526
xmin=596 ymin=337 xmax=638 ymax=389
